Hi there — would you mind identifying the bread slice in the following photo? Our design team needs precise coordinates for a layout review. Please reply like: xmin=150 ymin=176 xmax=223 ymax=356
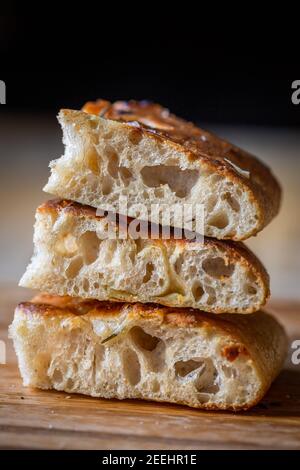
xmin=44 ymin=100 xmax=281 ymax=240
xmin=19 ymin=199 xmax=270 ymax=314
xmin=10 ymin=294 xmax=287 ymax=411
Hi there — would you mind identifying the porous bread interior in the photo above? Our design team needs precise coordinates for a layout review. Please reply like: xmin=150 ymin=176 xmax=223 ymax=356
xmin=10 ymin=304 xmax=263 ymax=410
xmin=44 ymin=111 xmax=260 ymax=240
xmin=20 ymin=206 xmax=267 ymax=314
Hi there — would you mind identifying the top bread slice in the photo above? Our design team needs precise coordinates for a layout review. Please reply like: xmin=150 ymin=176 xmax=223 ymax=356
xmin=44 ymin=99 xmax=281 ymax=240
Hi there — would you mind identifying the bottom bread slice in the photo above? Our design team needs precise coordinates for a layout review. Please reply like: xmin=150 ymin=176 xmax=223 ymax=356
xmin=10 ymin=294 xmax=287 ymax=411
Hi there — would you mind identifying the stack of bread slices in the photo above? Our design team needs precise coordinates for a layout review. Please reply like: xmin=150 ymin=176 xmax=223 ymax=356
xmin=10 ymin=100 xmax=287 ymax=411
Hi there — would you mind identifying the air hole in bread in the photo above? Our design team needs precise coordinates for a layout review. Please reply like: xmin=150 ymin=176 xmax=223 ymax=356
xmin=134 ymin=238 xmax=145 ymax=254
xmin=208 ymin=212 xmax=229 ymax=229
xmin=130 ymin=326 xmax=160 ymax=351
xmin=175 ymin=359 xmax=205 ymax=378
xmin=165 ymin=157 xmax=180 ymax=166
xmin=244 ymin=284 xmax=257 ymax=295
xmin=102 ymin=177 xmax=113 ymax=195
xmin=222 ymin=192 xmax=240 ymax=212
xmin=205 ymin=286 xmax=216 ymax=305
xmin=202 ymin=257 xmax=235 ymax=278
xmin=86 ymin=149 xmax=99 ymax=174
xmin=222 ymin=365 xmax=237 ymax=379
xmin=206 ymin=195 xmax=218 ymax=213
xmin=94 ymin=344 xmax=105 ymax=369
xmin=225 ymin=230 xmax=236 ymax=238
xmin=128 ymin=249 xmax=136 ymax=265
xmin=151 ymin=379 xmax=160 ymax=393
xmin=89 ymin=118 xmax=99 ymax=130
xmin=52 ymin=368 xmax=63 ymax=384
xmin=128 ymin=129 xmax=143 ymax=145
xmin=102 ymin=240 xmax=118 ymax=264
xmin=149 ymin=349 xmax=166 ymax=373
xmin=106 ymin=147 xmax=133 ymax=186
xmin=66 ymin=256 xmax=83 ymax=279
xmin=82 ymin=278 xmax=89 ymax=292
xmin=66 ymin=378 xmax=74 ymax=390
xmin=35 ymin=352 xmax=50 ymax=376
xmin=192 ymin=282 xmax=204 ymax=301
xmin=107 ymin=148 xmax=119 ymax=178
xmin=122 ymin=348 xmax=141 ymax=385
xmin=140 ymin=165 xmax=199 ymax=198
xmin=78 ymin=231 xmax=100 ymax=265
xmin=175 ymin=357 xmax=218 ymax=394
xmin=189 ymin=266 xmax=197 ymax=276
xmin=55 ymin=234 xmax=78 ymax=257
xmin=119 ymin=167 xmax=133 ymax=186
xmin=197 ymin=393 xmax=211 ymax=403
xmin=174 ymin=254 xmax=184 ymax=275
xmin=194 ymin=359 xmax=219 ymax=394
xmin=103 ymin=130 xmax=114 ymax=139
xmin=130 ymin=327 xmax=165 ymax=372
xmin=143 ymin=262 xmax=155 ymax=284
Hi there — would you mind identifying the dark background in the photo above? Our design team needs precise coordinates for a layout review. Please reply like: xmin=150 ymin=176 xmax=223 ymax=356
xmin=1 ymin=15 xmax=299 ymax=126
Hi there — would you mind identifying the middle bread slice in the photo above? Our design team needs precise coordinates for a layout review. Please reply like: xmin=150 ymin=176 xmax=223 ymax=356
xmin=20 ymin=199 xmax=269 ymax=314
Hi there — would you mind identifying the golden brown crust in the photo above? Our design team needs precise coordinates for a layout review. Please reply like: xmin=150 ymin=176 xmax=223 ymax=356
xmin=22 ymin=292 xmax=238 ymax=327
xmin=19 ymin=293 xmax=277 ymax=349
xmin=38 ymin=198 xmax=270 ymax=309
xmin=82 ymin=99 xmax=282 ymax=237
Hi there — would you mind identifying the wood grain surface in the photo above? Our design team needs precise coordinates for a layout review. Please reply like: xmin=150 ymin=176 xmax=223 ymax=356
xmin=0 ymin=284 xmax=300 ymax=450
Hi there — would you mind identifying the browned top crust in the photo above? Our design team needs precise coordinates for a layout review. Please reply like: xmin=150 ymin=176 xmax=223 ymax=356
xmin=82 ymin=99 xmax=281 ymax=231
xmin=38 ymin=198 xmax=270 ymax=302
xmin=18 ymin=292 xmax=268 ymax=339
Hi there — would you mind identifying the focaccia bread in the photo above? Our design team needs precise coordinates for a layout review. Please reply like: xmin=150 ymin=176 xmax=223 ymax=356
xmin=43 ymin=100 xmax=281 ymax=240
xmin=19 ymin=199 xmax=270 ymax=314
xmin=10 ymin=294 xmax=287 ymax=411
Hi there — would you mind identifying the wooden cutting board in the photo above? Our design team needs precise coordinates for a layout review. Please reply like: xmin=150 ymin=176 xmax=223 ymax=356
xmin=0 ymin=285 xmax=300 ymax=450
